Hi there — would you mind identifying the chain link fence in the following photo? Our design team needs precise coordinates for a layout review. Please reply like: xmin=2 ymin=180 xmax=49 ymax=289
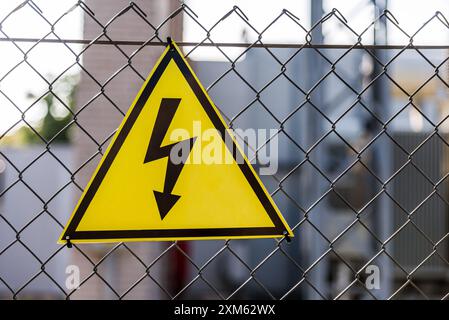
xmin=1 ymin=0 xmax=449 ymax=300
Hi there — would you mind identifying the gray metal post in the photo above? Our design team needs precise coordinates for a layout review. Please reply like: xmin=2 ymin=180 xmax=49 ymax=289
xmin=370 ymin=0 xmax=393 ymax=299
xmin=304 ymin=0 xmax=329 ymax=299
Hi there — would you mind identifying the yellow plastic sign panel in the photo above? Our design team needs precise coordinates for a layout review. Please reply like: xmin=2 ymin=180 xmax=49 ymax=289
xmin=59 ymin=41 xmax=293 ymax=243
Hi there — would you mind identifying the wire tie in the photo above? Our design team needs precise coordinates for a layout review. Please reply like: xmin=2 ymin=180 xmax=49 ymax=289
xmin=66 ymin=236 xmax=73 ymax=248
xmin=283 ymin=231 xmax=292 ymax=243
xmin=167 ymin=37 xmax=174 ymax=50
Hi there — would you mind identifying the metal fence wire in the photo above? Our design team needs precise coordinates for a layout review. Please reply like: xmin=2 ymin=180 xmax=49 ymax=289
xmin=1 ymin=0 xmax=449 ymax=300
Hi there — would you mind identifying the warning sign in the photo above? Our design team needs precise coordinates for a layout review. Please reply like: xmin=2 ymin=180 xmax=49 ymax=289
xmin=59 ymin=40 xmax=293 ymax=243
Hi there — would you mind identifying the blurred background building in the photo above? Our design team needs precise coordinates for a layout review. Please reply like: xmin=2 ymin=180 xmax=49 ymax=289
xmin=1 ymin=0 xmax=449 ymax=299
xmin=68 ymin=0 xmax=182 ymax=300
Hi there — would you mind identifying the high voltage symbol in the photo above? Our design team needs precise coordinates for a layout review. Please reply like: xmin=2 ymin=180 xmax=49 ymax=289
xmin=144 ymin=98 xmax=197 ymax=219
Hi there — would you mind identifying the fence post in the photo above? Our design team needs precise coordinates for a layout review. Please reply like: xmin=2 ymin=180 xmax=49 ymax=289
xmin=305 ymin=0 xmax=330 ymax=299
xmin=370 ymin=0 xmax=393 ymax=299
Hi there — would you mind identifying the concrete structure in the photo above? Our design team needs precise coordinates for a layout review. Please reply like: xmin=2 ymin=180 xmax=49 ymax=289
xmin=71 ymin=0 xmax=182 ymax=299
xmin=0 ymin=146 xmax=72 ymax=299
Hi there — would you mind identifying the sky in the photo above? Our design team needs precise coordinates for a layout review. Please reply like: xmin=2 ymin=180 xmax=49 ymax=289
xmin=183 ymin=0 xmax=310 ymax=60
xmin=184 ymin=0 xmax=449 ymax=58
xmin=0 ymin=0 xmax=83 ymax=137
xmin=1 ymin=0 xmax=449 ymax=135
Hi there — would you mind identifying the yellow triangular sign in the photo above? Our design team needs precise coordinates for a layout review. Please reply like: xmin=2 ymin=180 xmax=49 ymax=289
xmin=59 ymin=41 xmax=293 ymax=243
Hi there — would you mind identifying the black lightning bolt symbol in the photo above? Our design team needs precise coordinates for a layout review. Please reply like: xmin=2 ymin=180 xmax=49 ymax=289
xmin=144 ymin=98 xmax=196 ymax=220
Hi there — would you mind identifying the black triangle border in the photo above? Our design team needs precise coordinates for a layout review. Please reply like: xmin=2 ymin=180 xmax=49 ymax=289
xmin=62 ymin=44 xmax=289 ymax=241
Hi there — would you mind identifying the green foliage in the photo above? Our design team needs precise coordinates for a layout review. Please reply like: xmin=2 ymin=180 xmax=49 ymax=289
xmin=21 ymin=74 xmax=78 ymax=144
